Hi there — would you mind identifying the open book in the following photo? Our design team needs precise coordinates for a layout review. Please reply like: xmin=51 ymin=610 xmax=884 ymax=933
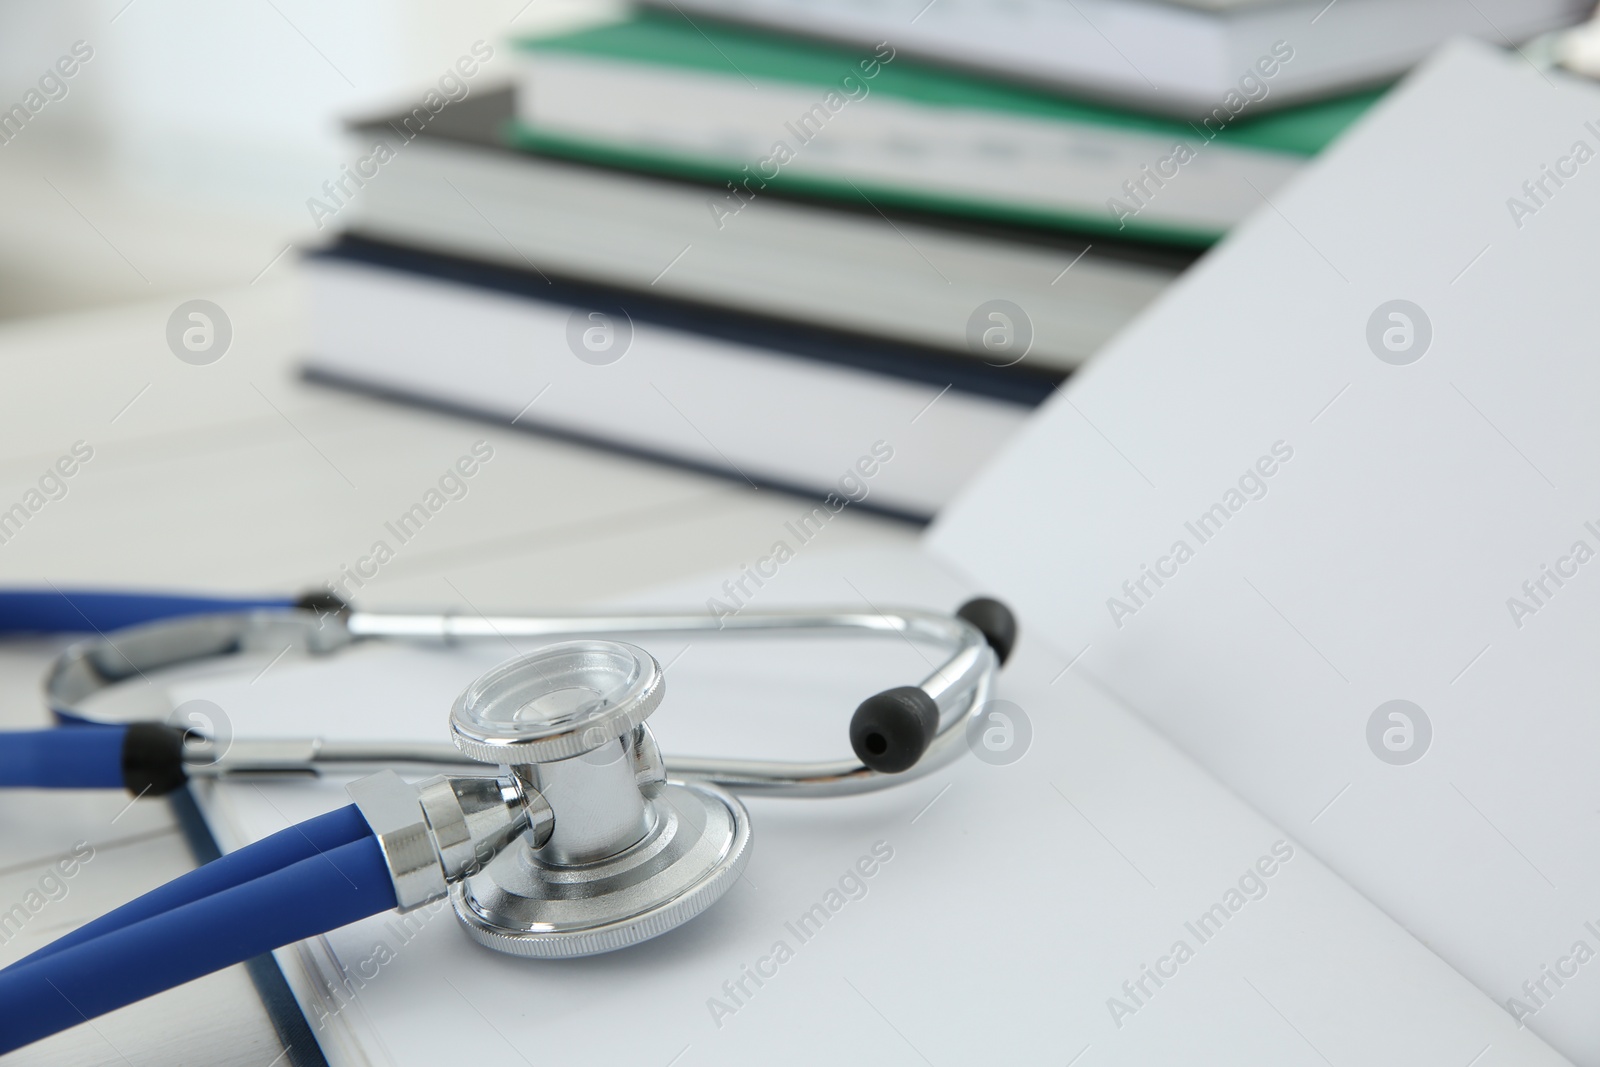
xmin=172 ymin=39 xmax=1588 ymax=1065
xmin=181 ymin=545 xmax=1559 ymax=1065
xmin=933 ymin=38 xmax=1600 ymax=1065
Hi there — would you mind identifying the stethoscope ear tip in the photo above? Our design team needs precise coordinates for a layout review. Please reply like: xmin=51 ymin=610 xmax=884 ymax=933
xmin=957 ymin=597 xmax=1017 ymax=666
xmin=848 ymin=597 xmax=1014 ymax=775
xmin=850 ymin=686 xmax=940 ymax=773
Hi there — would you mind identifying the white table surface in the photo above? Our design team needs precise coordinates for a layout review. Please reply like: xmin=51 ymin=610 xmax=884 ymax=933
xmin=0 ymin=271 xmax=917 ymax=1065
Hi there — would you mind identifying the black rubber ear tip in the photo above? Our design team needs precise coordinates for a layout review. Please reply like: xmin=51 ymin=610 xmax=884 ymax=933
xmin=850 ymin=686 xmax=940 ymax=774
xmin=957 ymin=597 xmax=1017 ymax=666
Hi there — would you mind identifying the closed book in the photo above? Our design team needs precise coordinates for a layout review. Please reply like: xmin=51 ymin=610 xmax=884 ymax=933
xmin=339 ymin=88 xmax=1191 ymax=374
xmin=303 ymin=237 xmax=1038 ymax=522
xmin=649 ymin=0 xmax=1589 ymax=117
xmin=511 ymin=10 xmax=1385 ymax=246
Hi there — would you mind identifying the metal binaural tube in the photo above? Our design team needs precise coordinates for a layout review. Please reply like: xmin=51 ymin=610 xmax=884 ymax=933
xmin=186 ymin=655 xmax=991 ymax=798
xmin=60 ymin=603 xmax=998 ymax=798
xmin=346 ymin=606 xmax=976 ymax=654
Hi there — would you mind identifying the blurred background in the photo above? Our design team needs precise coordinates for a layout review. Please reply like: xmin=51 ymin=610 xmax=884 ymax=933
xmin=2 ymin=0 xmax=1596 ymax=524
xmin=3 ymin=0 xmax=1596 ymax=321
xmin=0 ymin=0 xmax=608 ymax=319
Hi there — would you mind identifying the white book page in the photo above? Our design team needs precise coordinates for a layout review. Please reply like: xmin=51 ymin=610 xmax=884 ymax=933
xmin=931 ymin=40 xmax=1600 ymax=1064
xmin=173 ymin=548 xmax=1560 ymax=1065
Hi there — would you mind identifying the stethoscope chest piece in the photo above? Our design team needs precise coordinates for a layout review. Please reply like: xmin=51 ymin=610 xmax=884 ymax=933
xmin=446 ymin=640 xmax=751 ymax=957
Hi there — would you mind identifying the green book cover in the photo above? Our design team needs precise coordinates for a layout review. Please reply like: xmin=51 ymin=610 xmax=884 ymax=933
xmin=510 ymin=10 xmax=1383 ymax=246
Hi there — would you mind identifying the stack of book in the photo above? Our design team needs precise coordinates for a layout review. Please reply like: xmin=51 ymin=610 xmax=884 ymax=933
xmin=302 ymin=0 xmax=1588 ymax=520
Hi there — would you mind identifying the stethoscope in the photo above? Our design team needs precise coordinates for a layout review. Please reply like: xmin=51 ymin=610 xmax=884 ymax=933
xmin=0 ymin=587 xmax=1014 ymax=1055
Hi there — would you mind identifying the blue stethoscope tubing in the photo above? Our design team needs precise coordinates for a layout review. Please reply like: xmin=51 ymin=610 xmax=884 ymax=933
xmin=0 ymin=588 xmax=381 ymax=1055
xmin=0 ymin=802 xmax=390 ymax=1055
xmin=0 ymin=588 xmax=331 ymax=792
xmin=0 ymin=588 xmax=299 ymax=638
xmin=0 ymin=828 xmax=394 ymax=1055
xmin=0 ymin=725 xmax=128 ymax=788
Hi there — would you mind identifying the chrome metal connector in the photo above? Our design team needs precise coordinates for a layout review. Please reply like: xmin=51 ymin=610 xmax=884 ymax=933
xmin=346 ymin=769 xmax=548 ymax=912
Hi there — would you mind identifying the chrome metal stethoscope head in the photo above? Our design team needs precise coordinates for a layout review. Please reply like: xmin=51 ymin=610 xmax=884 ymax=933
xmin=442 ymin=639 xmax=751 ymax=957
xmin=342 ymin=639 xmax=754 ymax=958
